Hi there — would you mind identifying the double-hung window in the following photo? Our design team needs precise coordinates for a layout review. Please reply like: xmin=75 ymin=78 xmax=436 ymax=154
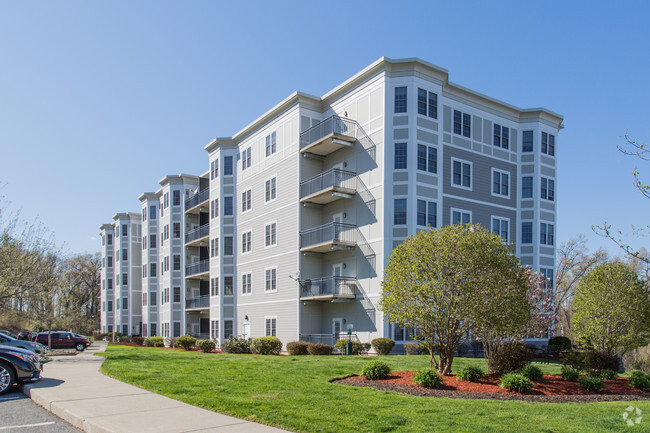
xmin=394 ymin=143 xmax=407 ymax=169
xmin=211 ymin=238 xmax=219 ymax=257
xmin=224 ymin=196 xmax=233 ymax=215
xmin=416 ymin=200 xmax=437 ymax=227
xmin=521 ymin=222 xmax=533 ymax=244
xmin=394 ymin=87 xmax=407 ymax=113
xmin=210 ymin=158 xmax=219 ymax=179
xmin=522 ymin=131 xmax=534 ymax=152
xmin=241 ymin=189 xmax=251 ymax=213
xmin=417 ymin=144 xmax=437 ymax=173
xmin=211 ymin=199 xmax=218 ymax=219
xmin=492 ymin=217 xmax=509 ymax=243
xmin=265 ymin=223 xmax=277 ymax=246
xmin=493 ymin=124 xmax=509 ymax=149
xmin=241 ymin=147 xmax=251 ymax=170
xmin=265 ymin=318 xmax=277 ymax=337
xmin=241 ymin=273 xmax=252 ymax=295
xmin=173 ymin=223 xmax=180 ymax=238
xmin=265 ymin=132 xmax=277 ymax=156
xmin=224 ymin=156 xmax=233 ymax=175
xmin=452 ymin=209 xmax=471 ymax=225
xmin=265 ymin=268 xmax=277 ymax=292
xmin=453 ymin=110 xmax=471 ymax=137
xmin=542 ymin=132 xmax=555 ymax=156
xmin=210 ymin=278 xmax=219 ymax=296
xmin=452 ymin=159 xmax=472 ymax=189
xmin=173 ymin=190 xmax=180 ymax=207
xmin=394 ymin=199 xmax=407 ymax=225
xmin=224 ymin=277 xmax=233 ymax=295
xmin=541 ymin=177 xmax=555 ymax=201
xmin=492 ymin=169 xmax=509 ymax=197
xmin=224 ymin=236 xmax=233 ymax=256
xmin=540 ymin=223 xmax=554 ymax=245
xmin=173 ymin=255 xmax=180 ymax=271
xmin=242 ymin=231 xmax=252 ymax=253
xmin=417 ymin=88 xmax=437 ymax=118
xmin=265 ymin=177 xmax=277 ymax=202
xmin=522 ymin=176 xmax=533 ymax=199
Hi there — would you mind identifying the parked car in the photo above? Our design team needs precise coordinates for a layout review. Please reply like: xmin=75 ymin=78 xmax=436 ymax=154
xmin=73 ymin=334 xmax=92 ymax=346
xmin=35 ymin=332 xmax=88 ymax=351
xmin=0 ymin=346 xmax=41 ymax=395
xmin=16 ymin=331 xmax=38 ymax=341
xmin=0 ymin=329 xmax=17 ymax=338
xmin=0 ymin=332 xmax=46 ymax=354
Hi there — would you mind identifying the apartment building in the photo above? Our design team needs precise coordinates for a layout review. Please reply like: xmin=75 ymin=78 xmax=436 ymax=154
xmin=100 ymin=57 xmax=563 ymax=346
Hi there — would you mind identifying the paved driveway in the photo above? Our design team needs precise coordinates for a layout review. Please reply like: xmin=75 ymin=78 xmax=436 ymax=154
xmin=0 ymin=387 xmax=81 ymax=432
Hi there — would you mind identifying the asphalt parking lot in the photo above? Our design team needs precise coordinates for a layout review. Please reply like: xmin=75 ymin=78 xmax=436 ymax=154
xmin=0 ymin=387 xmax=81 ymax=432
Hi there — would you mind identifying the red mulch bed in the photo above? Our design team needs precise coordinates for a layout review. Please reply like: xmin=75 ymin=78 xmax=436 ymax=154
xmin=335 ymin=371 xmax=650 ymax=402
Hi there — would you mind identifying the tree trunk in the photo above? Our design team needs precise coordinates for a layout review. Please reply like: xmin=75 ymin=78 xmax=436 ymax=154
xmin=438 ymin=346 xmax=455 ymax=375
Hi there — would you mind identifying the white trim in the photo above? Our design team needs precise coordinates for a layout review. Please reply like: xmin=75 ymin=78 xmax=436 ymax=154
xmin=240 ymin=271 xmax=252 ymax=296
xmin=264 ymin=266 xmax=278 ymax=293
xmin=264 ymin=220 xmax=278 ymax=248
xmin=450 ymin=208 xmax=472 ymax=225
xmin=491 ymin=216 xmax=510 ymax=244
xmin=241 ymin=188 xmax=252 ymax=214
xmin=450 ymin=157 xmax=472 ymax=191
xmin=264 ymin=174 xmax=278 ymax=204
xmin=441 ymin=194 xmax=517 ymax=211
xmin=241 ymin=229 xmax=252 ymax=255
xmin=264 ymin=316 xmax=278 ymax=337
xmin=491 ymin=168 xmax=511 ymax=199
xmin=238 ymin=298 xmax=297 ymax=306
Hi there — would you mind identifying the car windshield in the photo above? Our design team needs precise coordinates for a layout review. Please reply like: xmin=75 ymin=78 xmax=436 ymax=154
xmin=0 ymin=332 xmax=17 ymax=341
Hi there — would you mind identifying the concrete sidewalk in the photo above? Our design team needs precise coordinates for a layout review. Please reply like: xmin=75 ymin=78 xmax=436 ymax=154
xmin=20 ymin=342 xmax=290 ymax=433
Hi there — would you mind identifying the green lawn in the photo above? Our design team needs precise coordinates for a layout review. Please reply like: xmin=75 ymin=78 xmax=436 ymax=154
xmin=99 ymin=345 xmax=650 ymax=432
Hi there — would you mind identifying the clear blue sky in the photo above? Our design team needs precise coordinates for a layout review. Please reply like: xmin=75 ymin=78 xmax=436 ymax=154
xmin=1 ymin=1 xmax=649 ymax=257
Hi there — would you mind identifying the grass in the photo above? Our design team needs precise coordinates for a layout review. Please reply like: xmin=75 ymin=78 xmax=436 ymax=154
xmin=99 ymin=345 xmax=650 ymax=432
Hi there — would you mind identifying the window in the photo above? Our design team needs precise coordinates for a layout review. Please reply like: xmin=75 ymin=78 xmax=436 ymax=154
xmin=265 ymin=268 xmax=277 ymax=292
xmin=452 ymin=159 xmax=472 ymax=189
xmin=173 ymin=255 xmax=180 ymax=271
xmin=142 ymin=293 xmax=147 ymax=306
xmin=150 ymin=323 xmax=157 ymax=337
xmin=224 ymin=276 xmax=233 ymax=295
xmin=107 ymin=256 xmax=112 ymax=267
xmin=164 ymin=256 xmax=170 ymax=272
xmin=453 ymin=110 xmax=471 ymax=137
xmin=122 ymin=273 xmax=128 ymax=285
xmin=211 ymin=320 xmax=219 ymax=340
xmin=173 ymin=190 xmax=180 ymax=206
xmin=173 ymin=287 xmax=180 ymax=303
xmin=224 ymin=156 xmax=233 ymax=175
xmin=173 ymin=322 xmax=180 ymax=337
xmin=116 ymin=274 xmax=119 ymax=285
xmin=241 ymin=189 xmax=251 ymax=212
xmin=452 ymin=209 xmax=471 ymax=225
xmin=417 ymin=88 xmax=438 ymax=119
xmin=394 ymin=199 xmax=407 ymax=225
xmin=541 ymin=177 xmax=555 ymax=201
xmin=224 ymin=196 xmax=233 ymax=215
xmin=163 ymin=224 xmax=169 ymax=240
xmin=522 ymin=177 xmax=533 ymax=199
xmin=211 ymin=238 xmax=219 ymax=257
xmin=173 ymin=223 xmax=180 ymax=238
xmin=492 ymin=217 xmax=509 ymax=243
xmin=150 ymin=234 xmax=157 ymax=249
xmin=102 ymin=301 xmax=106 ymax=312
xmin=163 ymin=287 xmax=169 ymax=303
xmin=265 ymin=318 xmax=277 ymax=337
xmin=210 ymin=158 xmax=219 ymax=180
xmin=107 ymin=234 xmax=112 ymax=245
xmin=163 ymin=192 xmax=169 ymax=209
xmin=521 ymin=222 xmax=533 ymax=244
xmin=540 ymin=268 xmax=554 ymax=288
xmin=241 ymin=147 xmax=251 ymax=170
xmin=522 ymin=131 xmax=533 ymax=152
xmin=107 ymin=301 xmax=113 ymax=312
xmin=493 ymin=124 xmax=510 ymax=149
xmin=142 ymin=236 xmax=147 ymax=250
xmin=150 ymin=263 xmax=157 ymax=277
xmin=141 ymin=208 xmax=146 ymax=222
xmin=150 ymin=292 xmax=157 ymax=305
xmin=242 ymin=273 xmax=251 ymax=294
xmin=394 ymin=86 xmax=407 ymax=113
xmin=211 ymin=277 xmax=219 ymax=296
xmin=102 ymin=235 xmax=105 ymax=246
xmin=540 ymin=223 xmax=554 ymax=245
xmin=224 ymin=236 xmax=233 ymax=256
xmin=265 ymin=223 xmax=277 ymax=246
xmin=224 ymin=320 xmax=233 ymax=339
xmin=265 ymin=177 xmax=277 ymax=202
xmin=142 ymin=264 xmax=147 ymax=278
xmin=266 ymin=132 xmax=277 ymax=156
xmin=394 ymin=143 xmax=407 ymax=169
xmin=108 ymin=279 xmax=112 ymax=290
xmin=242 ymin=231 xmax=252 ymax=253
xmin=416 ymin=200 xmax=437 ymax=227
xmin=122 ymin=224 xmax=128 ymax=237
xmin=417 ymin=144 xmax=437 ymax=173
xmin=211 ymin=199 xmax=218 ymax=219
xmin=122 ymin=297 xmax=128 ymax=310
xmin=542 ymin=132 xmax=555 ymax=156
xmin=492 ymin=170 xmax=509 ymax=197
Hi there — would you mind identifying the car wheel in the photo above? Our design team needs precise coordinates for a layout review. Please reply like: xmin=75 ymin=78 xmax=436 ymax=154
xmin=0 ymin=362 xmax=16 ymax=395
xmin=75 ymin=343 xmax=85 ymax=352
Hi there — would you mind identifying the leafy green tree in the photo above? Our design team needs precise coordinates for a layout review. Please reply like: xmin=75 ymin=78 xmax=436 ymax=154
xmin=572 ymin=261 xmax=650 ymax=356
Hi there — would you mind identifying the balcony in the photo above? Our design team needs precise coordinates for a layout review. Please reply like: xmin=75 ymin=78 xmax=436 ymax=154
xmin=185 ymin=259 xmax=209 ymax=279
xmin=185 ymin=188 xmax=209 ymax=215
xmin=185 ymin=295 xmax=209 ymax=311
xmin=300 ymin=168 xmax=356 ymax=205
xmin=185 ymin=223 xmax=209 ymax=247
xmin=300 ymin=276 xmax=356 ymax=301
xmin=189 ymin=332 xmax=211 ymax=340
xmin=300 ymin=116 xmax=357 ymax=156
xmin=300 ymin=222 xmax=356 ymax=253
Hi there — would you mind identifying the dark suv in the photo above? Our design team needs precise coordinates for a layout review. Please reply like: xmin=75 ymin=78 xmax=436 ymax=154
xmin=35 ymin=332 xmax=88 ymax=351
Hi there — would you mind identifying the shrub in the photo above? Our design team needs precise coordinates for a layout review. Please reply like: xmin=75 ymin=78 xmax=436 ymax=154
xmin=457 ymin=366 xmax=484 ymax=382
xmin=361 ymin=360 xmax=391 ymax=380
xmin=561 ymin=367 xmax=580 ymax=381
xmin=560 ymin=351 xmax=588 ymax=372
xmin=579 ymin=376 xmax=604 ymax=392
xmin=251 ymin=336 xmax=282 ymax=355
xmin=548 ymin=336 xmax=572 ymax=353
xmin=175 ymin=335 xmax=197 ymax=351
xmin=418 ymin=344 xmax=430 ymax=355
xmin=600 ymin=369 xmax=618 ymax=380
xmin=413 ymin=368 xmax=443 ymax=388
xmin=196 ymin=339 xmax=216 ymax=353
xmin=165 ymin=337 xmax=177 ymax=348
xmin=117 ymin=335 xmax=131 ymax=343
xmin=144 ymin=336 xmax=164 ymax=347
xmin=403 ymin=342 xmax=419 ymax=355
xmin=132 ymin=336 xmax=145 ymax=346
xmin=629 ymin=371 xmax=650 ymax=390
xmin=487 ymin=343 xmax=533 ymax=376
xmin=307 ymin=343 xmax=332 ymax=355
xmin=499 ymin=373 xmax=533 ymax=393
xmin=286 ymin=341 xmax=309 ymax=355
xmin=585 ymin=351 xmax=619 ymax=376
xmin=221 ymin=337 xmax=252 ymax=354
xmin=371 ymin=338 xmax=395 ymax=355
xmin=522 ymin=364 xmax=544 ymax=381
xmin=334 ymin=339 xmax=364 ymax=355
xmin=362 ymin=343 xmax=372 ymax=353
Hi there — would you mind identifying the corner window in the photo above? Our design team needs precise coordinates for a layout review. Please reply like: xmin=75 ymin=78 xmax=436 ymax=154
xmin=224 ymin=156 xmax=233 ymax=175
xmin=224 ymin=196 xmax=233 ymax=215
xmin=452 ymin=159 xmax=472 ymax=189
xmin=522 ymin=131 xmax=533 ymax=152
xmin=542 ymin=132 xmax=555 ymax=156
xmin=521 ymin=222 xmax=533 ymax=244
xmin=417 ymin=144 xmax=437 ymax=173
xmin=394 ymin=86 xmax=407 ymax=113
xmin=541 ymin=177 xmax=555 ymax=201
xmin=522 ymin=176 xmax=533 ymax=199
xmin=453 ymin=110 xmax=471 ymax=138
xmin=540 ymin=223 xmax=554 ymax=245
xmin=394 ymin=143 xmax=407 ymax=169
xmin=417 ymin=88 xmax=437 ymax=119
xmin=394 ymin=199 xmax=407 ymax=225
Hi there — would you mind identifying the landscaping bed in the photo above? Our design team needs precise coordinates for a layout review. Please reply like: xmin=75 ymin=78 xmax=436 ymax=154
xmin=336 ymin=371 xmax=650 ymax=402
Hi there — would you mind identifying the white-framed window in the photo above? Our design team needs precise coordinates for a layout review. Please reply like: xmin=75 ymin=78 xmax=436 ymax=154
xmin=492 ymin=169 xmax=510 ymax=198
xmin=224 ymin=196 xmax=233 ymax=215
xmin=541 ymin=132 xmax=555 ymax=156
xmin=210 ymin=238 xmax=219 ymax=257
xmin=265 ymin=317 xmax=277 ymax=337
xmin=417 ymin=144 xmax=437 ymax=173
xmin=493 ymin=124 xmax=510 ymax=149
xmin=451 ymin=158 xmax=472 ymax=190
xmin=491 ymin=217 xmax=509 ymax=243
xmin=241 ymin=231 xmax=252 ymax=254
xmin=265 ymin=222 xmax=277 ymax=247
xmin=210 ymin=158 xmax=219 ymax=180
xmin=265 ymin=176 xmax=277 ymax=202
xmin=265 ymin=267 xmax=277 ymax=292
xmin=241 ymin=147 xmax=251 ymax=170
xmin=522 ymin=131 xmax=534 ymax=152
xmin=241 ymin=272 xmax=252 ymax=295
xmin=522 ymin=177 xmax=533 ymax=199
xmin=540 ymin=223 xmax=554 ymax=245
xmin=451 ymin=208 xmax=471 ymax=225
xmin=211 ymin=320 xmax=219 ymax=340
xmin=541 ymin=177 xmax=555 ymax=201
xmin=265 ymin=131 xmax=277 ymax=157
xmin=453 ymin=109 xmax=471 ymax=137
xmin=394 ymin=86 xmax=407 ymax=113
xmin=394 ymin=143 xmax=407 ymax=169
xmin=394 ymin=199 xmax=407 ymax=225
xmin=241 ymin=189 xmax=252 ymax=213
xmin=540 ymin=267 xmax=554 ymax=288
xmin=521 ymin=222 xmax=533 ymax=244
xmin=417 ymin=88 xmax=437 ymax=119
xmin=210 ymin=277 xmax=219 ymax=296
xmin=211 ymin=199 xmax=219 ymax=219
xmin=416 ymin=200 xmax=437 ymax=227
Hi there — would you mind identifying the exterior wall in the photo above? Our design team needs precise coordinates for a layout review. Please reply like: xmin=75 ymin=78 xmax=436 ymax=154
xmin=99 ymin=225 xmax=115 ymax=333
xmin=140 ymin=195 xmax=159 ymax=337
xmin=112 ymin=213 xmax=142 ymax=336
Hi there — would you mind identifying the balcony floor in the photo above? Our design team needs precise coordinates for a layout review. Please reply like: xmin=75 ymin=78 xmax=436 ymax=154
xmin=300 ymin=133 xmax=356 ymax=156
xmin=300 ymin=186 xmax=355 ymax=205
xmin=299 ymin=293 xmax=356 ymax=302
xmin=185 ymin=270 xmax=210 ymax=280
xmin=185 ymin=235 xmax=209 ymax=248
xmin=300 ymin=240 xmax=356 ymax=253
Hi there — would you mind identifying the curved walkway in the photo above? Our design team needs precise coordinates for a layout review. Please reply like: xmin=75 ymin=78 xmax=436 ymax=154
xmin=20 ymin=342 xmax=289 ymax=433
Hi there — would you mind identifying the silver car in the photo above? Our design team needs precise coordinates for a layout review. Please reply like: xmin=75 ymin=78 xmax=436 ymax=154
xmin=0 ymin=332 xmax=46 ymax=354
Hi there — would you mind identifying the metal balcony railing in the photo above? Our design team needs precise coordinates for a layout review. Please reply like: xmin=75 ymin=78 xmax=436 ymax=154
xmin=300 ymin=115 xmax=358 ymax=150
xmin=300 ymin=222 xmax=356 ymax=250
xmin=185 ymin=188 xmax=209 ymax=211
xmin=300 ymin=276 xmax=356 ymax=299
xmin=185 ymin=295 xmax=209 ymax=309
xmin=190 ymin=332 xmax=210 ymax=340
xmin=300 ymin=168 xmax=356 ymax=199
xmin=185 ymin=259 xmax=209 ymax=277
xmin=185 ymin=224 xmax=209 ymax=244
